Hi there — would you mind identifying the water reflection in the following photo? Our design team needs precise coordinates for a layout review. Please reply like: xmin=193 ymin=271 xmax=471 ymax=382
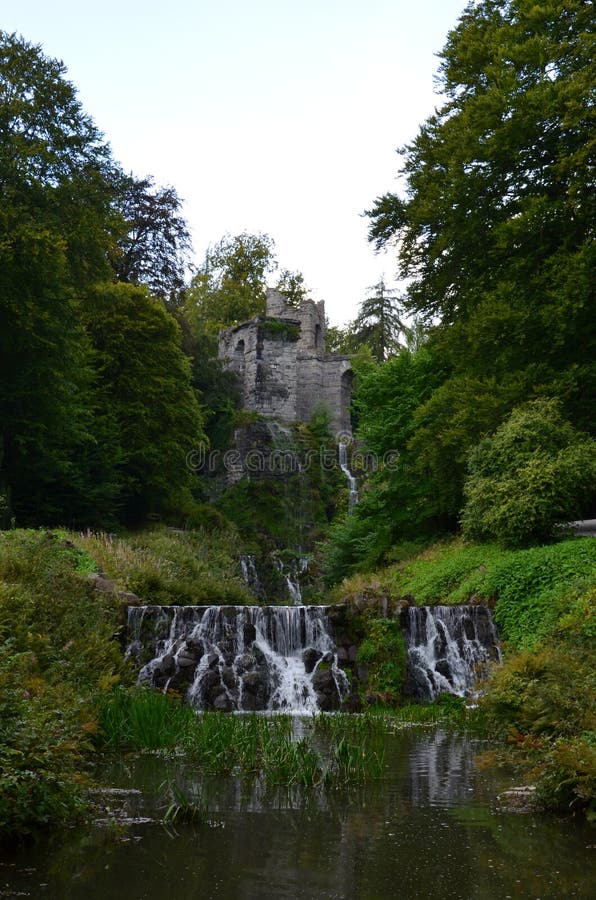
xmin=1 ymin=727 xmax=593 ymax=900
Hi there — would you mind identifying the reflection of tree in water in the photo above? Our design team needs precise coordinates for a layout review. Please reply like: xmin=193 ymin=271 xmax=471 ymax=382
xmin=408 ymin=729 xmax=478 ymax=808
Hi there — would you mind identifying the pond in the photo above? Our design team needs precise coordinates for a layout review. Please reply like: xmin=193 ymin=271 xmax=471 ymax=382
xmin=1 ymin=726 xmax=593 ymax=899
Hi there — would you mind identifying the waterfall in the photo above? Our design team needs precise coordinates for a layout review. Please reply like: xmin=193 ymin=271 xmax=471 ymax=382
xmin=338 ymin=441 xmax=359 ymax=511
xmin=404 ymin=605 xmax=500 ymax=701
xmin=127 ymin=605 xmax=349 ymax=713
xmin=273 ymin=554 xmax=309 ymax=605
xmin=239 ymin=554 xmax=265 ymax=599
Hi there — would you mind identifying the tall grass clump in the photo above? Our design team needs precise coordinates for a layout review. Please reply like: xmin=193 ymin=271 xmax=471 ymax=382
xmin=98 ymin=688 xmax=387 ymax=788
xmin=98 ymin=686 xmax=197 ymax=750
xmin=75 ymin=526 xmax=252 ymax=605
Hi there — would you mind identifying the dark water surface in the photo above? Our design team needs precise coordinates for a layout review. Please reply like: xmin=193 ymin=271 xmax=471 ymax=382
xmin=1 ymin=727 xmax=594 ymax=899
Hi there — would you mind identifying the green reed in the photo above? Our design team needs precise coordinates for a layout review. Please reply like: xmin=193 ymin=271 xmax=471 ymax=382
xmin=98 ymin=689 xmax=387 ymax=787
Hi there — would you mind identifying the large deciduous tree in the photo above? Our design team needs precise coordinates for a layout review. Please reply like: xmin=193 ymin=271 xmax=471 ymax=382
xmin=111 ymin=174 xmax=193 ymax=305
xmin=0 ymin=32 xmax=204 ymax=526
xmin=185 ymin=232 xmax=277 ymax=331
xmin=461 ymin=399 xmax=596 ymax=547
xmin=366 ymin=0 xmax=595 ymax=428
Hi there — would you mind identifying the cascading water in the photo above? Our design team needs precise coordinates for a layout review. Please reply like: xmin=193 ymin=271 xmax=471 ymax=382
xmin=239 ymin=554 xmax=265 ymax=599
xmin=127 ymin=605 xmax=349 ymax=713
xmin=338 ymin=441 xmax=359 ymax=511
xmin=404 ymin=605 xmax=500 ymax=701
xmin=273 ymin=554 xmax=309 ymax=605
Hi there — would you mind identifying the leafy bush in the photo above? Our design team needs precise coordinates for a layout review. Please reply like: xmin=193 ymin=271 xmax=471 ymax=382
xmin=481 ymin=639 xmax=595 ymax=818
xmin=356 ymin=618 xmax=407 ymax=702
xmin=461 ymin=399 xmax=596 ymax=547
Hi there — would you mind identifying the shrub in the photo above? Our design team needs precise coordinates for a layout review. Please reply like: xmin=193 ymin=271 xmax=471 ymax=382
xmin=461 ymin=399 xmax=596 ymax=547
xmin=481 ymin=639 xmax=595 ymax=818
xmin=0 ymin=530 xmax=123 ymax=835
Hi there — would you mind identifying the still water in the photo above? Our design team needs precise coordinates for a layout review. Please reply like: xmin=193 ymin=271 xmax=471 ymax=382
xmin=1 ymin=727 xmax=594 ymax=899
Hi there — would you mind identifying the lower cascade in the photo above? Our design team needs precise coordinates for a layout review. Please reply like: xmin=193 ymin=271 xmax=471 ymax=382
xmin=404 ymin=605 xmax=500 ymax=701
xmin=126 ymin=605 xmax=349 ymax=713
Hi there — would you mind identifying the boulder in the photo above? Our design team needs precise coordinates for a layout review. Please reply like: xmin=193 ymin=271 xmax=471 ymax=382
xmin=303 ymin=647 xmax=322 ymax=674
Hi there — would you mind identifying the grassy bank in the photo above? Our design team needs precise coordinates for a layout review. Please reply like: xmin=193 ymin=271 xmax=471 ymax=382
xmin=73 ymin=526 xmax=252 ymax=606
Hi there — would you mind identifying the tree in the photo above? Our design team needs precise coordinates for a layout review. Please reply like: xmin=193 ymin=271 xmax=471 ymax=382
xmin=323 ymin=348 xmax=446 ymax=580
xmin=111 ymin=174 xmax=193 ymax=304
xmin=461 ymin=399 xmax=596 ymax=547
xmin=349 ymin=280 xmax=405 ymax=363
xmin=366 ymin=0 xmax=595 ymax=428
xmin=185 ymin=232 xmax=277 ymax=331
xmin=82 ymin=283 xmax=205 ymax=524
xmin=0 ymin=32 xmax=120 ymax=524
xmin=274 ymin=268 xmax=308 ymax=307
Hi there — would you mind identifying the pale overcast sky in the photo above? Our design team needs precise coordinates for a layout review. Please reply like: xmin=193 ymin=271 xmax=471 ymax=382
xmin=4 ymin=0 xmax=468 ymax=325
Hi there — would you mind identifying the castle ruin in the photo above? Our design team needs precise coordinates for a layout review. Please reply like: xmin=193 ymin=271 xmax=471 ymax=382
xmin=218 ymin=290 xmax=352 ymax=434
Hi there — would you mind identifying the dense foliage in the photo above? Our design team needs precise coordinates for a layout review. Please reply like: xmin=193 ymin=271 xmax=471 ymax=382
xmin=0 ymin=525 xmax=256 ymax=835
xmin=0 ymin=531 xmax=122 ymax=835
xmin=356 ymin=618 xmax=408 ymax=702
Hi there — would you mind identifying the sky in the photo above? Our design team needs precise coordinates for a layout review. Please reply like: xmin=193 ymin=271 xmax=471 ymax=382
xmin=4 ymin=0 xmax=468 ymax=325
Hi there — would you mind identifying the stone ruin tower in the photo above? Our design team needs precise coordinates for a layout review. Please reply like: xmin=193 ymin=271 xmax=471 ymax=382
xmin=218 ymin=289 xmax=352 ymax=435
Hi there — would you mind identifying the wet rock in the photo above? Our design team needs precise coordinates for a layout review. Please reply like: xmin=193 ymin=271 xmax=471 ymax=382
xmin=241 ymin=692 xmax=266 ymax=711
xmin=212 ymin=692 xmax=232 ymax=711
xmin=222 ymin=666 xmax=237 ymax=690
xmin=496 ymin=785 xmax=537 ymax=813
xmin=435 ymin=659 xmax=452 ymax=680
xmin=242 ymin=671 xmax=265 ymax=693
xmin=312 ymin=667 xmax=340 ymax=711
xmin=303 ymin=647 xmax=322 ymax=674
xmin=235 ymin=652 xmax=255 ymax=674
xmin=341 ymin=692 xmax=362 ymax=712
xmin=156 ymin=653 xmax=175 ymax=676
xmin=176 ymin=649 xmax=199 ymax=667
xmin=348 ymin=645 xmax=359 ymax=662
xmin=199 ymin=669 xmax=221 ymax=693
